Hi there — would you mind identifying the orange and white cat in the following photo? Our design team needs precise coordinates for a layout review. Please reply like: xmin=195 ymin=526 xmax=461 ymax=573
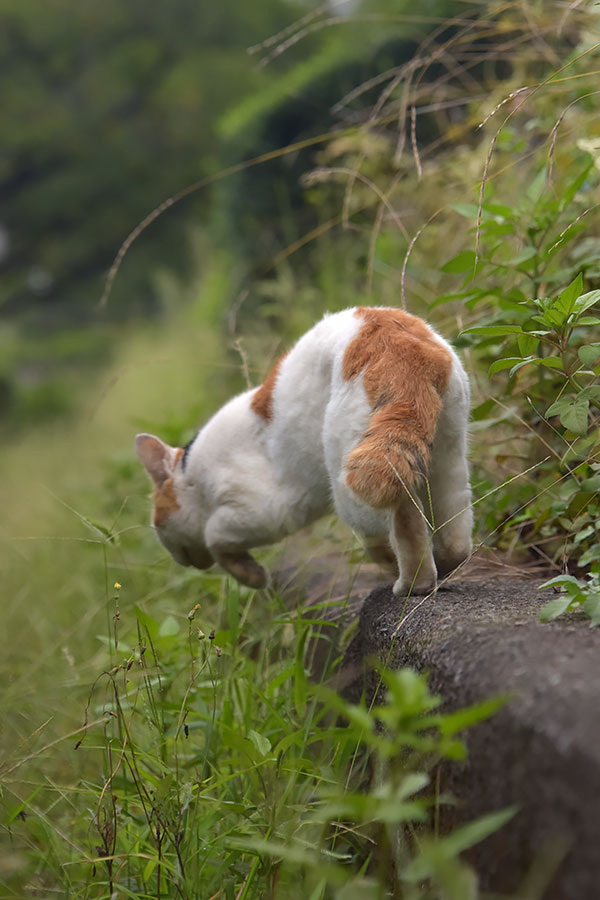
xmin=136 ymin=307 xmax=472 ymax=596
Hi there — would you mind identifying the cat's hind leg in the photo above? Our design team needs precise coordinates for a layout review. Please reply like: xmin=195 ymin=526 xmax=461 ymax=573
xmin=389 ymin=499 xmax=437 ymax=597
xmin=428 ymin=374 xmax=473 ymax=579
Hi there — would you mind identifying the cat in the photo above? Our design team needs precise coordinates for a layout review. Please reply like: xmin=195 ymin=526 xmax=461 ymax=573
xmin=136 ymin=306 xmax=472 ymax=596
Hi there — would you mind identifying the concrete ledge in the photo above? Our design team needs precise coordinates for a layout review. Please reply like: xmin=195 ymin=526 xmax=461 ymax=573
xmin=339 ymin=577 xmax=600 ymax=900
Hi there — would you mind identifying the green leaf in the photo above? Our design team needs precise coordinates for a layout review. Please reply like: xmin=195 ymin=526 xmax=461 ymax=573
xmin=451 ymin=203 xmax=480 ymax=218
xmin=508 ymin=357 xmax=538 ymax=377
xmin=488 ymin=358 xmax=523 ymax=376
xmin=580 ymin=385 xmax=600 ymax=400
xmin=540 ymin=595 xmax=575 ymax=622
xmin=134 ymin=605 xmax=159 ymax=640
xmin=517 ymin=333 xmax=539 ymax=356
xmin=247 ymin=729 xmax=272 ymax=758
xmin=555 ymin=273 xmax=583 ymax=318
xmin=159 ymin=615 xmax=180 ymax=637
xmin=583 ymin=594 xmax=600 ymax=626
xmin=403 ymin=808 xmax=517 ymax=881
xmin=437 ymin=807 xmax=517 ymax=857
xmin=546 ymin=397 xmax=571 ymax=417
xmin=578 ymin=344 xmax=600 ymax=366
xmin=560 ymin=399 xmax=589 ymax=435
xmin=573 ymin=290 xmax=600 ymax=316
xmin=561 ymin=159 xmax=593 ymax=206
xmin=512 ymin=246 xmax=537 ymax=268
xmin=439 ymin=696 xmax=507 ymax=737
xmin=442 ymin=250 xmax=477 ymax=274
xmin=537 ymin=357 xmax=564 ymax=370
xmin=539 ymin=574 xmax=583 ymax=591
xmin=579 ymin=545 xmax=600 ymax=566
xmin=580 ymin=474 xmax=600 ymax=491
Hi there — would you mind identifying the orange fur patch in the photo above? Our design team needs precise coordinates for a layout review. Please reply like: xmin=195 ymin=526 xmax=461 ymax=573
xmin=152 ymin=448 xmax=184 ymax=526
xmin=342 ymin=308 xmax=452 ymax=507
xmin=250 ymin=354 xmax=287 ymax=421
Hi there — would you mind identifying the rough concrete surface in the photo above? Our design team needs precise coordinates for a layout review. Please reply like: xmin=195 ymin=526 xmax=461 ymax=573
xmin=339 ymin=575 xmax=600 ymax=900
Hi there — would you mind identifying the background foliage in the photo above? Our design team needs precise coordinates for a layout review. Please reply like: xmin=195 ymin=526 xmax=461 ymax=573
xmin=1 ymin=0 xmax=599 ymax=896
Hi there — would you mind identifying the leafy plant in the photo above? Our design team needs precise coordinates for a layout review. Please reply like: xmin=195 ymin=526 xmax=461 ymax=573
xmin=451 ymin=152 xmax=600 ymax=579
xmin=539 ymin=572 xmax=600 ymax=626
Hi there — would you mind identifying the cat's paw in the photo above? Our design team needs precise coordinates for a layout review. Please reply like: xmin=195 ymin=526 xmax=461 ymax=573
xmin=216 ymin=551 xmax=269 ymax=590
xmin=240 ymin=561 xmax=269 ymax=590
xmin=434 ymin=546 xmax=472 ymax=578
xmin=392 ymin=573 xmax=437 ymax=597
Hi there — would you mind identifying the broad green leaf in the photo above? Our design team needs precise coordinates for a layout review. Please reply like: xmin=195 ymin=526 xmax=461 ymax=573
xmin=560 ymin=399 xmax=589 ymax=435
xmin=507 ymin=358 xmax=532 ymax=377
xmin=435 ymin=807 xmax=517 ymax=857
xmin=539 ymin=574 xmax=583 ymax=591
xmin=517 ymin=333 xmax=539 ymax=356
xmin=580 ymin=474 xmax=600 ymax=491
xmin=403 ymin=808 xmax=517 ymax=881
xmin=555 ymin=273 xmax=583 ymax=318
xmin=442 ymin=250 xmax=477 ymax=274
xmin=561 ymin=158 xmax=593 ymax=206
xmin=546 ymin=397 xmax=571 ymax=417
xmin=576 ymin=316 xmax=600 ymax=326
xmin=540 ymin=594 xmax=575 ymax=622
xmin=537 ymin=357 xmax=564 ymax=370
xmin=439 ymin=696 xmax=506 ymax=737
xmin=573 ymin=290 xmax=600 ymax=316
xmin=451 ymin=202 xmax=480 ymax=218
xmin=583 ymin=594 xmax=600 ymax=626
xmin=488 ymin=358 xmax=523 ymax=376
xmin=539 ymin=305 xmax=570 ymax=328
xmin=574 ymin=525 xmax=595 ymax=544
xmin=578 ymin=344 xmax=600 ymax=366
xmin=580 ymin=385 xmax=600 ymax=400
xmin=579 ymin=544 xmax=600 ymax=566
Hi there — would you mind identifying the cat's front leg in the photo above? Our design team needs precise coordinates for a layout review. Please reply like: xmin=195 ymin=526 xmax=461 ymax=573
xmin=204 ymin=509 xmax=270 ymax=589
xmin=212 ymin=549 xmax=269 ymax=590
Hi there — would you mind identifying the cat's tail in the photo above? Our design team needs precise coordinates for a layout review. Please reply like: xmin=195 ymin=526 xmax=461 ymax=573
xmin=344 ymin=383 xmax=444 ymax=508
xmin=341 ymin=306 xmax=454 ymax=509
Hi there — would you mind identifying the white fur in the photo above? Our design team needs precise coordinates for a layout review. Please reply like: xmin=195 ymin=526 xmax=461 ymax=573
xmin=137 ymin=308 xmax=473 ymax=595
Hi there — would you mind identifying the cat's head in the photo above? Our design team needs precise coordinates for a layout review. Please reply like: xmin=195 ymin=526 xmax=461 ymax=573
xmin=135 ymin=433 xmax=213 ymax=570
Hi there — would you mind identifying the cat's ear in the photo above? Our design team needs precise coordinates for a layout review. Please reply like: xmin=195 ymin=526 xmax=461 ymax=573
xmin=135 ymin=433 xmax=180 ymax=487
